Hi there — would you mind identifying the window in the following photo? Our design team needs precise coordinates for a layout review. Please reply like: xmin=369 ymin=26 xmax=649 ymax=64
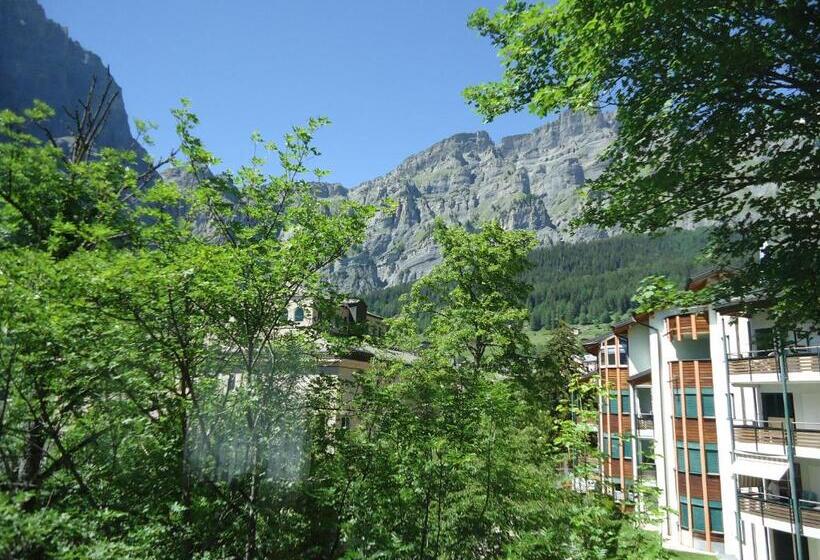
xmin=674 ymin=388 xmax=712 ymax=418
xmin=609 ymin=393 xmax=619 ymax=414
xmin=681 ymin=497 xmax=710 ymax=532
xmin=620 ymin=390 xmax=631 ymax=414
xmin=705 ymin=443 xmax=719 ymax=474
xmin=607 ymin=391 xmax=629 ymax=414
xmin=681 ymin=498 xmax=722 ymax=533
xmin=618 ymin=336 xmax=628 ymax=366
xmin=623 ymin=437 xmax=632 ymax=459
xmin=691 ymin=498 xmax=706 ymax=531
xmin=610 ymin=436 xmax=620 ymax=459
xmin=761 ymin=392 xmax=795 ymax=420
xmin=688 ymin=445 xmax=702 ymax=474
xmin=676 ymin=443 xmax=686 ymax=471
xmin=677 ymin=441 xmax=710 ymax=474
xmin=606 ymin=344 xmax=617 ymax=367
xmin=754 ymin=328 xmax=774 ymax=352
xmin=674 ymin=389 xmax=697 ymax=418
xmin=709 ymin=501 xmax=723 ymax=533
xmin=640 ymin=439 xmax=655 ymax=463
xmin=294 ymin=306 xmax=305 ymax=322
xmin=701 ymin=389 xmax=715 ymax=417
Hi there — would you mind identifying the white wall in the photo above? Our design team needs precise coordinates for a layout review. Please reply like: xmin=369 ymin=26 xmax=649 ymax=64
xmin=711 ymin=309 xmax=742 ymax=559
xmin=629 ymin=323 xmax=651 ymax=374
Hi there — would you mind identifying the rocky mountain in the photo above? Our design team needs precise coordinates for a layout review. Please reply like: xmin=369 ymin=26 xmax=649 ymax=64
xmin=0 ymin=0 xmax=142 ymax=153
xmin=327 ymin=111 xmax=617 ymax=293
xmin=1 ymin=0 xmax=619 ymax=296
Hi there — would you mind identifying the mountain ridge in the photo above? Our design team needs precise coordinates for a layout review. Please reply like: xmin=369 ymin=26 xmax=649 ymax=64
xmin=0 ymin=0 xmax=143 ymax=154
xmin=2 ymin=0 xmax=620 ymax=297
xmin=322 ymin=110 xmax=618 ymax=292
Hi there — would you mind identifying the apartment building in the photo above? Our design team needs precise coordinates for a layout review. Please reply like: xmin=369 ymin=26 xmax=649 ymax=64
xmin=584 ymin=279 xmax=819 ymax=559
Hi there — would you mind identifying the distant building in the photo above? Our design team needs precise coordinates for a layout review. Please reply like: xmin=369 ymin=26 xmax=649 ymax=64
xmin=582 ymin=274 xmax=819 ymax=559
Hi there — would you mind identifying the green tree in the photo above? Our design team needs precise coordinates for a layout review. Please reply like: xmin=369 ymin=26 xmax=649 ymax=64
xmin=466 ymin=0 xmax=819 ymax=330
xmin=331 ymin=221 xmax=664 ymax=559
xmin=0 ymin=97 xmax=376 ymax=559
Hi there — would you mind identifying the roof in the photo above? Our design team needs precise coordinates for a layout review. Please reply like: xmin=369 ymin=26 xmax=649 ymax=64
xmin=628 ymin=368 xmax=652 ymax=384
xmin=685 ymin=267 xmax=732 ymax=292
xmin=357 ymin=343 xmax=417 ymax=364
xmin=581 ymin=336 xmax=607 ymax=353
xmin=712 ymin=294 xmax=769 ymax=316
xmin=611 ymin=317 xmax=635 ymax=335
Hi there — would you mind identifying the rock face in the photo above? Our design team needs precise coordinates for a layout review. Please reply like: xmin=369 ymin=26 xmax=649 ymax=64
xmin=327 ymin=111 xmax=617 ymax=292
xmin=1 ymin=0 xmax=618 ymax=295
xmin=0 ymin=0 xmax=141 ymax=153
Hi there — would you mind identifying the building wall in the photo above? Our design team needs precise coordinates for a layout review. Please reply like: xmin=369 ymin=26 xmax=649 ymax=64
xmin=629 ymin=323 xmax=651 ymax=374
xmin=591 ymin=303 xmax=818 ymax=559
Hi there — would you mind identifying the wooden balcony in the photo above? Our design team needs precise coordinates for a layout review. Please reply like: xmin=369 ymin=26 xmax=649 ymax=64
xmin=666 ymin=312 xmax=709 ymax=341
xmin=739 ymin=492 xmax=820 ymax=531
xmin=728 ymin=347 xmax=819 ymax=383
xmin=734 ymin=421 xmax=820 ymax=456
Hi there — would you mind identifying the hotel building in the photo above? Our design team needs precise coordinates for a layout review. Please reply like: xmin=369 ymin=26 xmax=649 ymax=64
xmin=584 ymin=276 xmax=820 ymax=559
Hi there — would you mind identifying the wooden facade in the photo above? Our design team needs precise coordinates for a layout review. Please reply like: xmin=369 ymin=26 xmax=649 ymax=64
xmin=597 ymin=335 xmax=634 ymax=497
xmin=670 ymin=358 xmax=723 ymax=547
xmin=665 ymin=312 xmax=710 ymax=341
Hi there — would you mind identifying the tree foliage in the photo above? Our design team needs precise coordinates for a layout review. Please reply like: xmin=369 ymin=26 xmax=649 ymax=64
xmin=466 ymin=0 xmax=819 ymax=330
xmin=0 ymin=98 xmax=376 ymax=558
xmin=0 ymin=95 xmax=665 ymax=558
xmin=365 ymin=230 xmax=708 ymax=329
xmin=327 ymin=222 xmax=666 ymax=559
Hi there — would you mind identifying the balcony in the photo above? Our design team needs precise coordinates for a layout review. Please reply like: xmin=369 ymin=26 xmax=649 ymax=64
xmin=728 ymin=346 xmax=820 ymax=385
xmin=734 ymin=420 xmax=820 ymax=460
xmin=738 ymin=492 xmax=820 ymax=537
xmin=665 ymin=312 xmax=709 ymax=341
xmin=637 ymin=463 xmax=657 ymax=485
xmin=635 ymin=413 xmax=654 ymax=432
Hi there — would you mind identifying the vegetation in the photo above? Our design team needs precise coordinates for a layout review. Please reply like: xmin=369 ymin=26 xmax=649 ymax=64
xmin=365 ymin=230 xmax=709 ymax=329
xmin=0 ymin=98 xmax=666 ymax=558
xmin=466 ymin=0 xmax=819 ymax=331
xmin=326 ymin=221 xmax=667 ymax=559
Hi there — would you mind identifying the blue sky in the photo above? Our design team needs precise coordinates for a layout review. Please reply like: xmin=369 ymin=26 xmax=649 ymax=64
xmin=40 ymin=1 xmax=549 ymax=187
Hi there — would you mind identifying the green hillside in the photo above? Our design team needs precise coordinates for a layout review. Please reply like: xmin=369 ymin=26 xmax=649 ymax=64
xmin=362 ymin=230 xmax=710 ymax=329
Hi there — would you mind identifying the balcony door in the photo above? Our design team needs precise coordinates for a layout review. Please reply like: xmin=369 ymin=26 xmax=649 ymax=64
xmin=760 ymin=392 xmax=795 ymax=422
xmin=771 ymin=529 xmax=809 ymax=560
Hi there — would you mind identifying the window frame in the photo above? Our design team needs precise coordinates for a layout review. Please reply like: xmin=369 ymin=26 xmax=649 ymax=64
xmin=620 ymin=390 xmax=631 ymax=414
xmin=705 ymin=443 xmax=719 ymax=474
xmin=701 ymin=388 xmax=715 ymax=418
xmin=709 ymin=501 xmax=724 ymax=533
xmin=610 ymin=435 xmax=621 ymax=459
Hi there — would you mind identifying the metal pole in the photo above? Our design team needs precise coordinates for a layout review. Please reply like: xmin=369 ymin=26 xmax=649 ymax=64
xmin=720 ymin=317 xmax=744 ymax=560
xmin=777 ymin=336 xmax=804 ymax=560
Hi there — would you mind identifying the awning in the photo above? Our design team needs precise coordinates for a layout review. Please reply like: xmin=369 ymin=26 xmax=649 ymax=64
xmin=733 ymin=457 xmax=789 ymax=480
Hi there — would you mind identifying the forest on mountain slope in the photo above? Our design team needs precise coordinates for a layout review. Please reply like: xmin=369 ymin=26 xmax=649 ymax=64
xmin=363 ymin=229 xmax=710 ymax=330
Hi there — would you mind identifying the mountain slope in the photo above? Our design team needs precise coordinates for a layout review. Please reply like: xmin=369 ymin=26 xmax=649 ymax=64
xmin=327 ymin=111 xmax=617 ymax=293
xmin=363 ymin=229 xmax=710 ymax=328
xmin=0 ymin=0 xmax=141 ymax=153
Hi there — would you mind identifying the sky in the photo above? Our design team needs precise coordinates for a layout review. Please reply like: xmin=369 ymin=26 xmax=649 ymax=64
xmin=39 ymin=1 xmax=551 ymax=187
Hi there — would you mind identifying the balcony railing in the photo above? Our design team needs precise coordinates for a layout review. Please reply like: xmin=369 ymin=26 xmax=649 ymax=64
xmin=733 ymin=419 xmax=820 ymax=453
xmin=738 ymin=492 xmax=820 ymax=531
xmin=637 ymin=463 xmax=656 ymax=482
xmin=636 ymin=413 xmax=654 ymax=431
xmin=727 ymin=346 xmax=820 ymax=381
xmin=666 ymin=312 xmax=710 ymax=341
